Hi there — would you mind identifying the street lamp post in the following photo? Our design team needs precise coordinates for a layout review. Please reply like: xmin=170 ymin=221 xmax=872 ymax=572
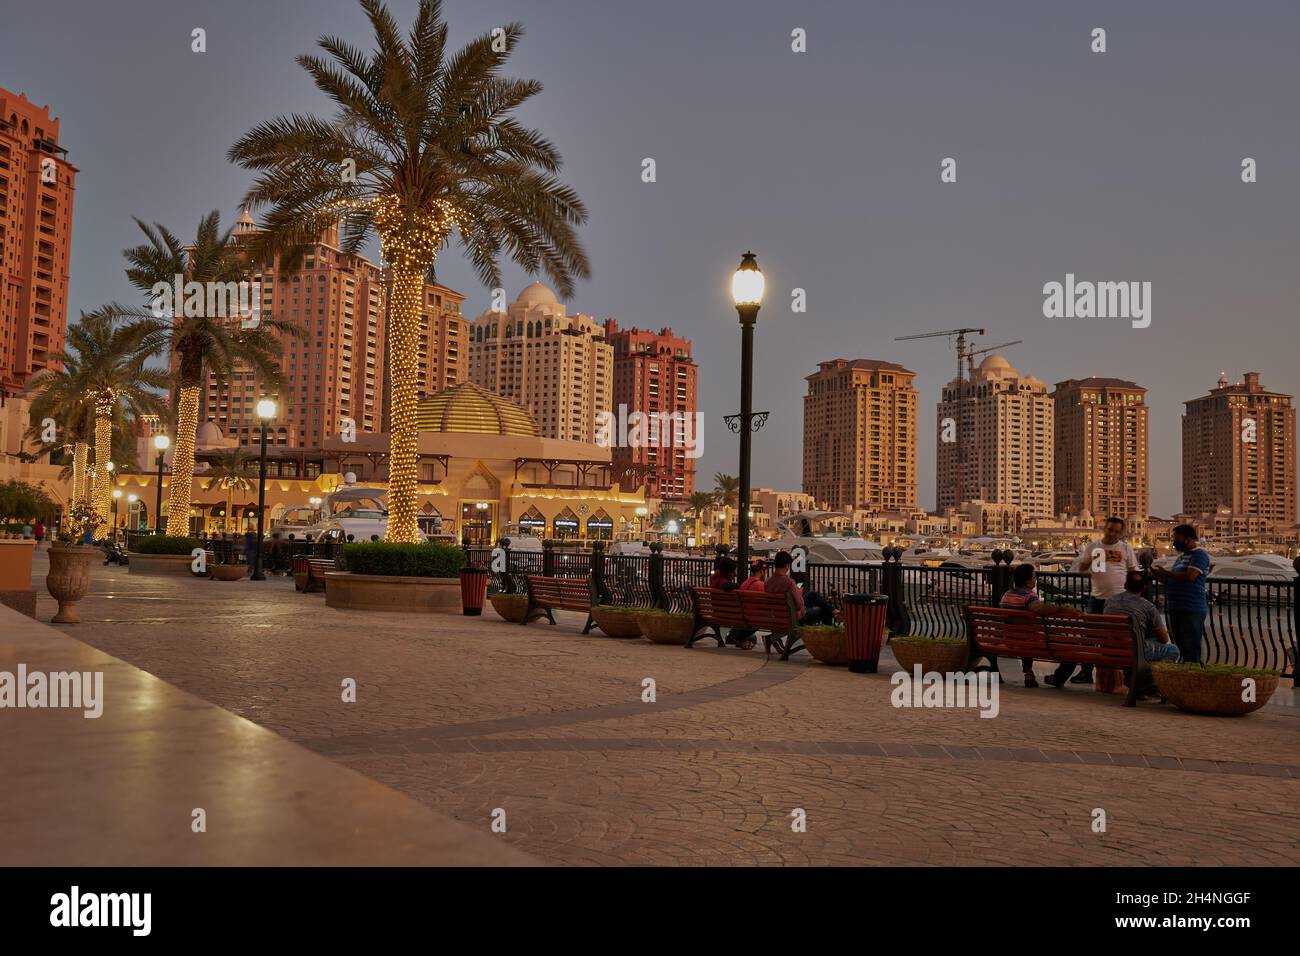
xmin=250 ymin=399 xmax=277 ymax=581
xmin=730 ymin=252 xmax=764 ymax=572
xmin=111 ymin=489 xmax=122 ymax=535
xmin=153 ymin=434 xmax=170 ymax=534
xmin=635 ymin=505 xmax=648 ymax=539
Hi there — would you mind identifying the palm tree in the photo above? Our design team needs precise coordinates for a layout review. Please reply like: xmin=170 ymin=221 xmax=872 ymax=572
xmin=25 ymin=351 xmax=93 ymax=514
xmin=203 ymin=448 xmax=256 ymax=535
xmin=687 ymin=490 xmax=717 ymax=547
xmin=62 ymin=310 xmax=169 ymax=535
xmin=713 ymin=473 xmax=739 ymax=547
xmin=115 ymin=211 xmax=295 ymax=536
xmin=229 ymin=0 xmax=589 ymax=541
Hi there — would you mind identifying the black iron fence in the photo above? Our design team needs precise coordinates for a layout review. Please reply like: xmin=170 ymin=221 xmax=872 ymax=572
xmin=465 ymin=540 xmax=1298 ymax=678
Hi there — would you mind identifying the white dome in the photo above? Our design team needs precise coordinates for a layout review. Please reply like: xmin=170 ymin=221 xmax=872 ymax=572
xmin=978 ymin=354 xmax=1014 ymax=372
xmin=195 ymin=421 xmax=225 ymax=448
xmin=516 ymin=282 xmax=559 ymax=309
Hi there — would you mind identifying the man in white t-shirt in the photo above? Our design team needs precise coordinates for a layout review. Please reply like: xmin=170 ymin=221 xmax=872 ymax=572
xmin=1045 ymin=516 xmax=1139 ymax=688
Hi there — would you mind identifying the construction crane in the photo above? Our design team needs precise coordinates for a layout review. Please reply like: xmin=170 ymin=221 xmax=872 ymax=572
xmin=965 ymin=339 xmax=1023 ymax=377
xmin=894 ymin=327 xmax=985 ymax=385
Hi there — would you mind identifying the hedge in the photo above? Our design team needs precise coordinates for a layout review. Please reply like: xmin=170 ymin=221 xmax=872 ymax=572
xmin=339 ymin=541 xmax=466 ymax=578
xmin=133 ymin=535 xmax=203 ymax=555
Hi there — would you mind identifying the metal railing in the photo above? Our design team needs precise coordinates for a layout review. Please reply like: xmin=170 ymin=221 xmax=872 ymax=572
xmin=465 ymin=540 xmax=1298 ymax=678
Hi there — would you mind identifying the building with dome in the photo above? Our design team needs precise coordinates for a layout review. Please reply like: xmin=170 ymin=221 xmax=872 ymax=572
xmin=320 ymin=381 xmax=649 ymax=544
xmin=468 ymin=283 xmax=612 ymax=444
xmin=937 ymin=353 xmax=1054 ymax=520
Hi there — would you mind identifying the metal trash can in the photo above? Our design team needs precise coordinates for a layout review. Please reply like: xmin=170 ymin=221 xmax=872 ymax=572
xmin=844 ymin=593 xmax=888 ymax=673
xmin=460 ymin=566 xmax=489 ymax=616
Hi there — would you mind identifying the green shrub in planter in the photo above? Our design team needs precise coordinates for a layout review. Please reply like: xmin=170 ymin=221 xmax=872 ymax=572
xmin=889 ymin=635 xmax=968 ymax=673
xmin=636 ymin=608 xmax=695 ymax=645
xmin=798 ymin=624 xmax=848 ymax=665
xmin=589 ymin=604 xmax=644 ymax=638
xmin=134 ymin=535 xmax=203 ymax=555
xmin=488 ymin=591 xmax=529 ymax=623
xmin=339 ymin=541 xmax=466 ymax=578
xmin=1151 ymin=662 xmax=1281 ymax=716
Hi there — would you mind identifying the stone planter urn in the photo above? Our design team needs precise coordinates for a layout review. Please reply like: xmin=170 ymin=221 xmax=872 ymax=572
xmin=1152 ymin=663 xmax=1280 ymax=716
xmin=800 ymin=625 xmax=850 ymax=666
xmin=46 ymin=543 xmax=98 ymax=624
xmin=589 ymin=605 xmax=644 ymax=638
xmin=211 ymin=563 xmax=247 ymax=581
xmin=489 ymin=592 xmax=529 ymax=623
xmin=636 ymin=609 xmax=695 ymax=645
xmin=889 ymin=637 xmax=969 ymax=674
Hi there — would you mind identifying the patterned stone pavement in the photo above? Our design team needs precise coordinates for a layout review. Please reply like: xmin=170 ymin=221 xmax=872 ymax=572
xmin=32 ymin=552 xmax=1300 ymax=866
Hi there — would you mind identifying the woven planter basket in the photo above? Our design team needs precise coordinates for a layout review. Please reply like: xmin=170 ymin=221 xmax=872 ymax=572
xmin=636 ymin=611 xmax=694 ymax=645
xmin=590 ymin=605 xmax=645 ymax=639
xmin=489 ymin=593 xmax=529 ymax=623
xmin=1152 ymin=664 xmax=1279 ymax=717
xmin=889 ymin=638 xmax=969 ymax=674
xmin=800 ymin=626 xmax=849 ymax=666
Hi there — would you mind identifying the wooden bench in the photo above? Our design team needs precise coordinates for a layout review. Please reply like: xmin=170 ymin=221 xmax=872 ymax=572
xmin=522 ymin=575 xmax=596 ymax=633
xmin=293 ymin=557 xmax=337 ymax=593
xmin=689 ymin=587 xmax=802 ymax=659
xmin=963 ymin=606 xmax=1150 ymax=706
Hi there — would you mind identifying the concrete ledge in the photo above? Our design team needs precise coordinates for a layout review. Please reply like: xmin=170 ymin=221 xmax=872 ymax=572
xmin=0 ymin=604 xmax=536 ymax=866
xmin=127 ymin=553 xmax=198 ymax=576
xmin=324 ymin=572 xmax=461 ymax=613
xmin=0 ymin=587 xmax=36 ymax=618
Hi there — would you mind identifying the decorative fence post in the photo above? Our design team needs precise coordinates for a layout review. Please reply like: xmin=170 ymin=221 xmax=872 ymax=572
xmin=542 ymin=538 xmax=555 ymax=577
xmin=881 ymin=547 xmax=910 ymax=636
xmin=989 ymin=550 xmax=1013 ymax=606
xmin=649 ymin=541 xmax=668 ymax=609
xmin=590 ymin=540 xmax=611 ymax=604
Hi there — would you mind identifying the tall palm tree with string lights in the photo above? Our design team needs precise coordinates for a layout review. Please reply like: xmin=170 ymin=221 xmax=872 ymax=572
xmin=114 ymin=210 xmax=296 ymax=535
xmin=228 ymin=0 xmax=589 ymax=542
xmin=713 ymin=473 xmax=739 ymax=548
xmin=687 ymin=490 xmax=717 ymax=548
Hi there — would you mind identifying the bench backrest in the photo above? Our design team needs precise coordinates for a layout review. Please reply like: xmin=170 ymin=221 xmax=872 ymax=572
xmin=692 ymin=587 xmax=798 ymax=632
xmin=526 ymin=575 xmax=594 ymax=610
xmin=965 ymin=606 xmax=1140 ymax=666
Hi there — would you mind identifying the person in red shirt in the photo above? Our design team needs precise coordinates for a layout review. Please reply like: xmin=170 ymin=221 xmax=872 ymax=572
xmin=33 ymin=519 xmax=45 ymax=548
xmin=739 ymin=560 xmax=766 ymax=591
xmin=764 ymin=551 xmax=834 ymax=625
xmin=708 ymin=555 xmax=737 ymax=590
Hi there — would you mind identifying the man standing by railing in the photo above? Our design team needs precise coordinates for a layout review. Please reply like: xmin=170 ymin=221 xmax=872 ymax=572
xmin=1151 ymin=523 xmax=1210 ymax=664
xmin=1047 ymin=516 xmax=1139 ymax=688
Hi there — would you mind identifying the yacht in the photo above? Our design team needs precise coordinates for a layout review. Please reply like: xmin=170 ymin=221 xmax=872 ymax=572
xmin=270 ymin=486 xmax=423 ymax=543
xmin=896 ymin=540 xmax=955 ymax=566
xmin=1152 ymin=551 xmax=1296 ymax=582
xmin=750 ymin=511 xmax=885 ymax=564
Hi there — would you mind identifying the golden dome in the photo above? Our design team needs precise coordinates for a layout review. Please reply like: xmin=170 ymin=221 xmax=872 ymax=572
xmin=415 ymin=382 xmax=538 ymax=437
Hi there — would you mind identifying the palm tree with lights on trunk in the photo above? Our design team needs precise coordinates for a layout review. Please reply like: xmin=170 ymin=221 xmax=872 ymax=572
xmin=228 ymin=0 xmax=590 ymax=542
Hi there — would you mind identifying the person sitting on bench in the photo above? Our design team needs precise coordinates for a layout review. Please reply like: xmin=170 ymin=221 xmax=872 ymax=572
xmin=996 ymin=563 xmax=1063 ymax=687
xmin=1096 ymin=569 xmax=1181 ymax=698
xmin=764 ymin=551 xmax=834 ymax=626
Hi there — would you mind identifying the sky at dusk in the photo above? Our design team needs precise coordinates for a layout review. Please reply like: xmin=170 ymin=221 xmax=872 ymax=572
xmin=4 ymin=0 xmax=1298 ymax=515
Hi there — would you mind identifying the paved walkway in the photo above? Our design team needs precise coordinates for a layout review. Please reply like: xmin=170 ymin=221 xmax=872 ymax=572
xmin=23 ymin=552 xmax=1300 ymax=866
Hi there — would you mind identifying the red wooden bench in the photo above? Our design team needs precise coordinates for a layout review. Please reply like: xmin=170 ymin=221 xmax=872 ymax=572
xmin=293 ymin=557 xmax=337 ymax=593
xmin=689 ymin=587 xmax=803 ymax=659
xmin=963 ymin=606 xmax=1150 ymax=706
xmin=522 ymin=575 xmax=596 ymax=633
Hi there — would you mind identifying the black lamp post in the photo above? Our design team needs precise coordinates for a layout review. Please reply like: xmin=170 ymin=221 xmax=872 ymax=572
xmin=250 ymin=398 xmax=276 ymax=581
xmin=153 ymin=433 xmax=170 ymax=534
xmin=729 ymin=252 xmax=765 ymax=573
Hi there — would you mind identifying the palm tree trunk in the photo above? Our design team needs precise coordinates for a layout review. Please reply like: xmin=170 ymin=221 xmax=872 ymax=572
xmin=70 ymin=441 xmax=88 ymax=511
xmin=384 ymin=264 xmax=423 ymax=542
xmin=165 ymin=385 xmax=200 ymax=536
xmin=92 ymin=412 xmax=113 ymax=538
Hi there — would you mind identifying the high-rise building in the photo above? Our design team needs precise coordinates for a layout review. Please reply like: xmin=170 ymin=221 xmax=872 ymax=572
xmin=206 ymin=213 xmax=465 ymax=450
xmin=1053 ymin=378 xmax=1149 ymax=527
xmin=602 ymin=319 xmax=697 ymax=500
xmin=1182 ymin=371 xmax=1296 ymax=527
xmin=937 ymin=354 xmax=1053 ymax=520
xmin=468 ymin=283 xmax=612 ymax=443
xmin=802 ymin=359 xmax=918 ymax=512
xmin=0 ymin=88 xmax=77 ymax=398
